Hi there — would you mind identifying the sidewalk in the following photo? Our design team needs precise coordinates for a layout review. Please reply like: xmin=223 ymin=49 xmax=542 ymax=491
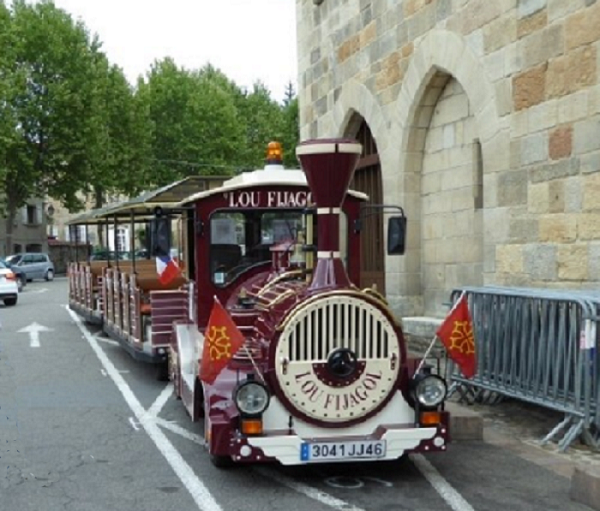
xmin=450 ymin=396 xmax=600 ymax=509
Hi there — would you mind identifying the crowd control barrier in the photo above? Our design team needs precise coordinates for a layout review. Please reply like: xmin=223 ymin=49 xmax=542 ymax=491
xmin=447 ymin=286 xmax=599 ymax=452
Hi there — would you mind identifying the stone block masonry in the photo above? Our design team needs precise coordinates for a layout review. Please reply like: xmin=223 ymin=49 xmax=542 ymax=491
xmin=297 ymin=0 xmax=600 ymax=318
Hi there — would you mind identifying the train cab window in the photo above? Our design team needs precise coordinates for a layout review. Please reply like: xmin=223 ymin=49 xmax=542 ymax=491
xmin=209 ymin=209 xmax=349 ymax=286
xmin=210 ymin=210 xmax=303 ymax=286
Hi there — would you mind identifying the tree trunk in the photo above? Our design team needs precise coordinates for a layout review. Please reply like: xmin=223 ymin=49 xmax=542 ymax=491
xmin=4 ymin=202 xmax=17 ymax=256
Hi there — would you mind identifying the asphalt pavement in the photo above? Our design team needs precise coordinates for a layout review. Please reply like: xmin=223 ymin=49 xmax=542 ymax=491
xmin=0 ymin=279 xmax=595 ymax=511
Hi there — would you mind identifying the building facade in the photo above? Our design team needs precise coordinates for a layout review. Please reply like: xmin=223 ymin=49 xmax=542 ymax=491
xmin=297 ymin=0 xmax=600 ymax=318
xmin=0 ymin=199 xmax=48 ymax=256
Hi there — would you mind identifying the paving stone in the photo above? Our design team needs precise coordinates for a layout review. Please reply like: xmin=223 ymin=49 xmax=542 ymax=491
xmin=571 ymin=464 xmax=600 ymax=511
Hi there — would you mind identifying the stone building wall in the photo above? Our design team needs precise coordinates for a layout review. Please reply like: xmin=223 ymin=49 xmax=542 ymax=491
xmin=296 ymin=0 xmax=600 ymax=318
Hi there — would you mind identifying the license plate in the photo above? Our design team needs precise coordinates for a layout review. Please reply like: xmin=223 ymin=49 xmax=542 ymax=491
xmin=300 ymin=440 xmax=386 ymax=462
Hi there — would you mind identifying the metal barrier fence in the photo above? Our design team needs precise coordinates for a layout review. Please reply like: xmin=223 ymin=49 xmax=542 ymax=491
xmin=447 ymin=286 xmax=599 ymax=451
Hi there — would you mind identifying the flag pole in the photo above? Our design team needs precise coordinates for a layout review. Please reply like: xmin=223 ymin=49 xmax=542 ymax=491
xmin=211 ymin=295 xmax=267 ymax=385
xmin=415 ymin=335 xmax=438 ymax=374
xmin=242 ymin=344 xmax=267 ymax=385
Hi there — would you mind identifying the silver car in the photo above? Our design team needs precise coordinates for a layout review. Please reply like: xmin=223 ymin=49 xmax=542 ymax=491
xmin=0 ymin=260 xmax=18 ymax=305
xmin=6 ymin=252 xmax=55 ymax=282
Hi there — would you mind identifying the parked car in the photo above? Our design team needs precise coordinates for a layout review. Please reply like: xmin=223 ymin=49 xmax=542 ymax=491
xmin=0 ymin=260 xmax=18 ymax=306
xmin=0 ymin=257 xmax=26 ymax=292
xmin=5 ymin=252 xmax=55 ymax=282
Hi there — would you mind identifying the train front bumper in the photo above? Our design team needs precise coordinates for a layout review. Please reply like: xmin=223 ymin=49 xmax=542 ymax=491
xmin=234 ymin=423 xmax=448 ymax=465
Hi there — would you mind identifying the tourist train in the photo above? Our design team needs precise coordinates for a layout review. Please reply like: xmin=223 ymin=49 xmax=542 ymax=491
xmin=68 ymin=138 xmax=450 ymax=467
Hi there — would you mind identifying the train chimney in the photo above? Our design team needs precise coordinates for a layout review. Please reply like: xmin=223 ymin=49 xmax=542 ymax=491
xmin=296 ymin=138 xmax=362 ymax=291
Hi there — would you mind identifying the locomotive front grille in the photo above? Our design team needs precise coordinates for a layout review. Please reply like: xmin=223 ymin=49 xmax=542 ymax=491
xmin=288 ymin=301 xmax=391 ymax=362
xmin=274 ymin=294 xmax=401 ymax=424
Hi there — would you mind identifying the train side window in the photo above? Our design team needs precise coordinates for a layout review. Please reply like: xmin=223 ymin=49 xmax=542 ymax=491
xmin=210 ymin=213 xmax=244 ymax=285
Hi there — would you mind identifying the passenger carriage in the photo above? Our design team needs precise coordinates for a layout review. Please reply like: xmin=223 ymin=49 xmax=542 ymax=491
xmin=68 ymin=139 xmax=450 ymax=466
xmin=67 ymin=176 xmax=227 ymax=378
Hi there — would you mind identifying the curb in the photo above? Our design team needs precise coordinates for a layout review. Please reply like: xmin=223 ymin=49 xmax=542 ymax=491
xmin=447 ymin=402 xmax=484 ymax=441
xmin=571 ymin=464 xmax=600 ymax=511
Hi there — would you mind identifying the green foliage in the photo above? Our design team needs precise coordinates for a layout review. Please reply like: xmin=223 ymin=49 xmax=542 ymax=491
xmin=0 ymin=0 xmax=301 ymax=234
xmin=238 ymin=81 xmax=286 ymax=168
xmin=280 ymin=82 xmax=300 ymax=168
xmin=87 ymin=54 xmax=151 ymax=206
xmin=1 ymin=0 xmax=100 ymax=213
xmin=139 ymin=58 xmax=246 ymax=186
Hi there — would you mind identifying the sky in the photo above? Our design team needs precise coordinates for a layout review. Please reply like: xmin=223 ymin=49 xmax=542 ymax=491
xmin=48 ymin=0 xmax=298 ymax=103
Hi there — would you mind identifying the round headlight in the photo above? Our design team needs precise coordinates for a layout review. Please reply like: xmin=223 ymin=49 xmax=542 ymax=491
xmin=414 ymin=375 xmax=447 ymax=408
xmin=234 ymin=382 xmax=270 ymax=416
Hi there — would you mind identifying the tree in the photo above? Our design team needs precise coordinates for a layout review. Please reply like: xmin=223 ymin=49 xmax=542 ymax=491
xmin=280 ymin=82 xmax=300 ymax=168
xmin=87 ymin=55 xmax=151 ymax=209
xmin=283 ymin=80 xmax=295 ymax=107
xmin=139 ymin=58 xmax=245 ymax=186
xmin=0 ymin=0 xmax=14 ymax=188
xmin=0 ymin=0 xmax=102 ymax=252
xmin=237 ymin=81 xmax=286 ymax=169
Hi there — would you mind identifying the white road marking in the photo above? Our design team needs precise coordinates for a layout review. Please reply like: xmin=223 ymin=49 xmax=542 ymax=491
xmin=411 ymin=454 xmax=476 ymax=511
xmin=96 ymin=336 xmax=119 ymax=347
xmin=152 ymin=414 xmax=370 ymax=511
xmin=362 ymin=476 xmax=393 ymax=487
xmin=144 ymin=384 xmax=174 ymax=419
xmin=325 ymin=476 xmax=363 ymax=489
xmin=254 ymin=468 xmax=366 ymax=511
xmin=67 ymin=307 xmax=222 ymax=511
xmin=155 ymin=418 xmax=206 ymax=447
xmin=101 ymin=369 xmax=128 ymax=376
xmin=129 ymin=417 xmax=141 ymax=431
xmin=17 ymin=322 xmax=53 ymax=348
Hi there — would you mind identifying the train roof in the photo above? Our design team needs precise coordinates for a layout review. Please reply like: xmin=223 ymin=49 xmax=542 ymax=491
xmin=176 ymin=164 xmax=369 ymax=206
xmin=66 ymin=165 xmax=368 ymax=226
xmin=67 ymin=175 xmax=228 ymax=225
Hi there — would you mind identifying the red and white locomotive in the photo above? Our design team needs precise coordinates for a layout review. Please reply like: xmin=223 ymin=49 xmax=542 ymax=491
xmin=169 ymin=138 xmax=450 ymax=466
xmin=68 ymin=138 xmax=450 ymax=467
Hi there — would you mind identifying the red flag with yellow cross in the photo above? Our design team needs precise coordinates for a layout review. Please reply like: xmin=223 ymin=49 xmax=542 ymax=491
xmin=200 ymin=297 xmax=245 ymax=384
xmin=436 ymin=292 xmax=476 ymax=378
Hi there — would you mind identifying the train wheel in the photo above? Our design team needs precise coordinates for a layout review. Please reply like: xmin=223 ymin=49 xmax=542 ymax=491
xmin=210 ymin=454 xmax=234 ymax=469
xmin=155 ymin=361 xmax=169 ymax=381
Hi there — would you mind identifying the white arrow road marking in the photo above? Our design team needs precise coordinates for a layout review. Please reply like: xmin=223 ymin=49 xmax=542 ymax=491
xmin=17 ymin=322 xmax=53 ymax=348
xmin=67 ymin=307 xmax=222 ymax=511
xmin=30 ymin=288 xmax=48 ymax=294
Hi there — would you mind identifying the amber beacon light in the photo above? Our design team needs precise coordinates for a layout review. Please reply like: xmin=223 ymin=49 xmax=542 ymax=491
xmin=265 ymin=141 xmax=283 ymax=164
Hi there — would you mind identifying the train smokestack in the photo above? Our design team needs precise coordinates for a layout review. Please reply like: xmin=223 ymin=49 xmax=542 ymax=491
xmin=296 ymin=138 xmax=362 ymax=291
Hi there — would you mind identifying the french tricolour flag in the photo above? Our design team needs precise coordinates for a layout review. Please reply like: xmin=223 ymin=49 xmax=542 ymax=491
xmin=156 ymin=254 xmax=181 ymax=286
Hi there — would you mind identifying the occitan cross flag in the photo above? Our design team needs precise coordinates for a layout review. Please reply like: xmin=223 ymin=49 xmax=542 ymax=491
xmin=436 ymin=292 xmax=477 ymax=378
xmin=200 ymin=297 xmax=245 ymax=384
